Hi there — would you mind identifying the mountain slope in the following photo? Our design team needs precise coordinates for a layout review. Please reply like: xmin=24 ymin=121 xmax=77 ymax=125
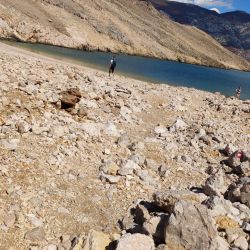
xmin=149 ymin=0 xmax=250 ymax=62
xmin=0 ymin=0 xmax=249 ymax=70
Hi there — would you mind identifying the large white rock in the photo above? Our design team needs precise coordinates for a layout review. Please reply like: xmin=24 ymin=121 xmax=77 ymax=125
xmin=175 ymin=119 xmax=187 ymax=130
xmin=233 ymin=236 xmax=248 ymax=250
xmin=1 ymin=139 xmax=20 ymax=151
xmin=81 ymin=122 xmax=103 ymax=137
xmin=154 ymin=125 xmax=167 ymax=134
xmin=116 ymin=233 xmax=155 ymax=250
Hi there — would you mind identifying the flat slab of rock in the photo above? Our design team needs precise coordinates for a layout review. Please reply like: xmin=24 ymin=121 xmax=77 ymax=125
xmin=1 ymin=139 xmax=19 ymax=151
xmin=24 ymin=227 xmax=45 ymax=242
xmin=153 ymin=190 xmax=200 ymax=213
xmin=116 ymin=233 xmax=155 ymax=250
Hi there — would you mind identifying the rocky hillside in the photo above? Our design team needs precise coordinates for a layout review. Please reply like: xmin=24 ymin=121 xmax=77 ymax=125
xmin=0 ymin=0 xmax=249 ymax=70
xmin=149 ymin=0 xmax=250 ymax=61
xmin=0 ymin=41 xmax=249 ymax=249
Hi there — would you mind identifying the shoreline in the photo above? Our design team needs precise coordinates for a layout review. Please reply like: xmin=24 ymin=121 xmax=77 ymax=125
xmin=1 ymin=40 xmax=249 ymax=101
xmin=2 ymin=38 xmax=250 ymax=73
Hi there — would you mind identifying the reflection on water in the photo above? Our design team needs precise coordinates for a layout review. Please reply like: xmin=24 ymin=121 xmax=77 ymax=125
xmin=3 ymin=40 xmax=250 ymax=100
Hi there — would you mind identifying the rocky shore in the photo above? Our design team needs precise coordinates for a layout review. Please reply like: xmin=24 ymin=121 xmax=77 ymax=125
xmin=0 ymin=42 xmax=249 ymax=250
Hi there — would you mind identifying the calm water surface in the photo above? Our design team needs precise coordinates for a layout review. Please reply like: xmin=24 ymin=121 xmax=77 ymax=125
xmin=3 ymin=40 xmax=250 ymax=100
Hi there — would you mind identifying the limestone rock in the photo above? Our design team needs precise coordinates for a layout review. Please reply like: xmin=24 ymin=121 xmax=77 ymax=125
xmin=82 ymin=230 xmax=111 ymax=250
xmin=204 ymin=196 xmax=240 ymax=219
xmin=214 ymin=236 xmax=230 ymax=250
xmin=170 ymin=119 xmax=187 ymax=132
xmin=100 ymin=173 xmax=121 ymax=184
xmin=116 ymin=233 xmax=155 ymax=250
xmin=154 ymin=125 xmax=167 ymax=135
xmin=164 ymin=201 xmax=217 ymax=250
xmin=153 ymin=190 xmax=200 ymax=213
xmin=233 ymin=236 xmax=248 ymax=250
xmin=137 ymin=170 xmax=156 ymax=186
xmin=158 ymin=165 xmax=169 ymax=178
xmin=235 ymin=161 xmax=250 ymax=177
xmin=1 ymin=139 xmax=20 ymax=151
xmin=203 ymin=169 xmax=227 ymax=196
xmin=24 ymin=227 xmax=46 ymax=242
xmin=100 ymin=161 xmax=120 ymax=176
xmin=16 ymin=122 xmax=30 ymax=134
xmin=60 ymin=88 xmax=81 ymax=110
xmin=46 ymin=245 xmax=58 ymax=250
xmin=118 ymin=160 xmax=139 ymax=176
xmin=227 ymin=178 xmax=250 ymax=208
xmin=225 ymin=228 xmax=247 ymax=244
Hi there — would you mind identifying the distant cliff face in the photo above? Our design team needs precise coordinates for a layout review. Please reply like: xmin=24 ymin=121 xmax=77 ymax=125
xmin=0 ymin=0 xmax=249 ymax=70
xmin=149 ymin=0 xmax=250 ymax=61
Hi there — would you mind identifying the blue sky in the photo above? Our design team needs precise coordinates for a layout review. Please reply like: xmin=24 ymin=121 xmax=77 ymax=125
xmin=233 ymin=0 xmax=250 ymax=13
xmin=169 ymin=0 xmax=250 ymax=13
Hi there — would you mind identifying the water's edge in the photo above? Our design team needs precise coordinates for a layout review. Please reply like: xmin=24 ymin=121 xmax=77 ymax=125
xmin=1 ymin=38 xmax=249 ymax=73
xmin=2 ymin=40 xmax=250 ymax=100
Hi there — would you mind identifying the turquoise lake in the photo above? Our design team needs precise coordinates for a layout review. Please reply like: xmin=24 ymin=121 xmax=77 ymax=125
xmin=4 ymin=40 xmax=250 ymax=100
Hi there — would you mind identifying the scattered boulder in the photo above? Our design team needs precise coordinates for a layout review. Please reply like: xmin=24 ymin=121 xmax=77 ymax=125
xmin=0 ymin=139 xmax=20 ymax=151
xmin=169 ymin=119 xmax=187 ymax=132
xmin=227 ymin=178 xmax=250 ymax=208
xmin=118 ymin=160 xmax=139 ymax=176
xmin=24 ymin=227 xmax=46 ymax=242
xmin=153 ymin=190 xmax=200 ymax=213
xmin=202 ymin=169 xmax=227 ymax=197
xmin=60 ymin=88 xmax=81 ymax=110
xmin=225 ymin=228 xmax=247 ymax=244
xmin=214 ymin=236 xmax=230 ymax=250
xmin=233 ymin=236 xmax=248 ymax=250
xmin=16 ymin=121 xmax=30 ymax=134
xmin=234 ymin=161 xmax=250 ymax=176
xmin=137 ymin=170 xmax=156 ymax=187
xmin=100 ymin=173 xmax=121 ymax=184
xmin=204 ymin=196 xmax=239 ymax=218
xmin=116 ymin=233 xmax=155 ymax=250
xmin=164 ymin=200 xmax=217 ymax=250
xmin=100 ymin=161 xmax=120 ymax=176
xmin=82 ymin=230 xmax=111 ymax=250
xmin=158 ymin=165 xmax=169 ymax=178
xmin=154 ymin=125 xmax=167 ymax=135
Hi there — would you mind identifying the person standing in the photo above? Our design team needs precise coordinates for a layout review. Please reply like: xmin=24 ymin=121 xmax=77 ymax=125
xmin=109 ymin=56 xmax=117 ymax=76
xmin=235 ymin=86 xmax=242 ymax=99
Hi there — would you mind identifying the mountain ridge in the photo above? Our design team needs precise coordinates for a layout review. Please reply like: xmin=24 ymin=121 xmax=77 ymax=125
xmin=149 ymin=0 xmax=250 ymax=62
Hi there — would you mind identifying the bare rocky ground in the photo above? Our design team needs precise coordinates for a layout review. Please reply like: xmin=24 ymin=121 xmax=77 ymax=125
xmin=0 ymin=42 xmax=249 ymax=250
